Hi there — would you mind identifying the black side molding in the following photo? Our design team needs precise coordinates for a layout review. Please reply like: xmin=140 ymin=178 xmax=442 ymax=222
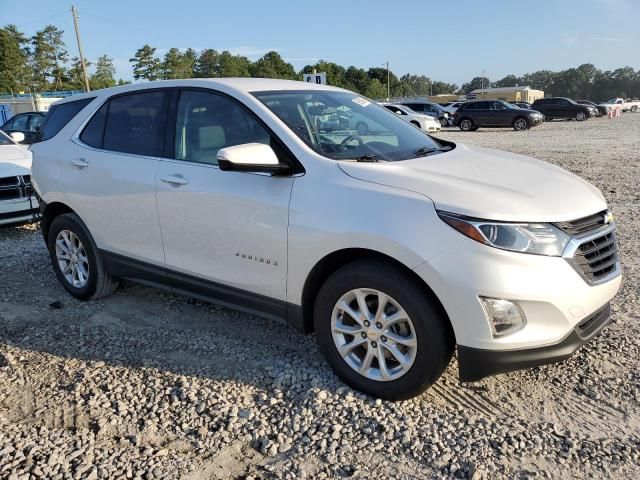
xmin=101 ymin=250 xmax=308 ymax=333
xmin=458 ymin=303 xmax=611 ymax=382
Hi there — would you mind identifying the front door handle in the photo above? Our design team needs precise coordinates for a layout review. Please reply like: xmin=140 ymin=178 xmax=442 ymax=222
xmin=160 ymin=175 xmax=188 ymax=186
xmin=71 ymin=158 xmax=89 ymax=168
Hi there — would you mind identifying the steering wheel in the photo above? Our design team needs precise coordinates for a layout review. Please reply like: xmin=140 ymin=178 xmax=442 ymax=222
xmin=339 ymin=135 xmax=363 ymax=149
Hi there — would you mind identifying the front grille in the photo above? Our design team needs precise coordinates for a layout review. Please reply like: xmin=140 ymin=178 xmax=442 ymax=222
xmin=0 ymin=175 xmax=35 ymax=202
xmin=0 ymin=187 xmax=21 ymax=200
xmin=572 ymin=231 xmax=619 ymax=282
xmin=0 ymin=176 xmax=19 ymax=187
xmin=555 ymin=210 xmax=607 ymax=236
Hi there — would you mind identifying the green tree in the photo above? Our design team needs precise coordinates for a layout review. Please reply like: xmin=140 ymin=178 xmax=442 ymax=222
xmin=0 ymin=25 xmax=30 ymax=93
xmin=364 ymin=78 xmax=387 ymax=100
xmin=129 ymin=44 xmax=161 ymax=80
xmin=430 ymin=81 xmax=458 ymax=95
xmin=343 ymin=66 xmax=370 ymax=94
xmin=65 ymin=56 xmax=91 ymax=90
xmin=494 ymin=74 xmax=524 ymax=88
xmin=217 ymin=51 xmax=250 ymax=77
xmin=30 ymin=25 xmax=69 ymax=90
xmin=459 ymin=76 xmax=491 ymax=94
xmin=194 ymin=49 xmax=219 ymax=77
xmin=162 ymin=48 xmax=195 ymax=79
xmin=90 ymin=55 xmax=116 ymax=90
xmin=251 ymin=51 xmax=296 ymax=79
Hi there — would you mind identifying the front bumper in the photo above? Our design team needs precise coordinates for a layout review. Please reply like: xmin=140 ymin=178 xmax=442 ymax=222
xmin=458 ymin=302 xmax=611 ymax=381
xmin=0 ymin=197 xmax=39 ymax=227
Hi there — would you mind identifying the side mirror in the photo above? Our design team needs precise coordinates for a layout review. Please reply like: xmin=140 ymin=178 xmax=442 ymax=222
xmin=10 ymin=132 xmax=25 ymax=143
xmin=217 ymin=143 xmax=291 ymax=175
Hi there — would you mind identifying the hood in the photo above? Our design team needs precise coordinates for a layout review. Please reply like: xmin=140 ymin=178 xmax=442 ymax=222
xmin=0 ymin=145 xmax=32 ymax=175
xmin=338 ymin=143 xmax=607 ymax=222
xmin=415 ymin=113 xmax=438 ymax=123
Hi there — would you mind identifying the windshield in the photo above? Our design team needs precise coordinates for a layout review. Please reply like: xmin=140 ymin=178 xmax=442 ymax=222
xmin=0 ymin=130 xmax=16 ymax=146
xmin=253 ymin=90 xmax=446 ymax=161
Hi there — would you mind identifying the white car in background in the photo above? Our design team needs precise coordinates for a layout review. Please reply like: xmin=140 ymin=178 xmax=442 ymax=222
xmin=442 ymin=102 xmax=465 ymax=114
xmin=381 ymin=103 xmax=441 ymax=133
xmin=0 ymin=131 xmax=38 ymax=227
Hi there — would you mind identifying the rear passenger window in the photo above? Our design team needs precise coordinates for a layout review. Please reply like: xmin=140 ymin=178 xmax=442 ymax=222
xmin=174 ymin=90 xmax=271 ymax=165
xmin=103 ymin=92 xmax=167 ymax=156
xmin=80 ymin=103 xmax=108 ymax=148
xmin=35 ymin=98 xmax=94 ymax=142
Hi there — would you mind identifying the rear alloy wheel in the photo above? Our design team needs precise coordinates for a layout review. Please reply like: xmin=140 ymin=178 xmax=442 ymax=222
xmin=47 ymin=213 xmax=118 ymax=300
xmin=459 ymin=118 xmax=474 ymax=131
xmin=576 ymin=111 xmax=587 ymax=121
xmin=513 ymin=118 xmax=529 ymax=131
xmin=314 ymin=260 xmax=454 ymax=400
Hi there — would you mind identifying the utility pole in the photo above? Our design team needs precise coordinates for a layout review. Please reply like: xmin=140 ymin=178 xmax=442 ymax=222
xmin=481 ymin=69 xmax=486 ymax=96
xmin=386 ymin=61 xmax=390 ymax=101
xmin=71 ymin=5 xmax=91 ymax=92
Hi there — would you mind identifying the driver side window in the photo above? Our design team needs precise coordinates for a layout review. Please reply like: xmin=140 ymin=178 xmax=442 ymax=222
xmin=175 ymin=90 xmax=271 ymax=165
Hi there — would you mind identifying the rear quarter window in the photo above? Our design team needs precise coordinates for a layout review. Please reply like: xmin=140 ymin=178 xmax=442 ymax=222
xmin=35 ymin=98 xmax=95 ymax=142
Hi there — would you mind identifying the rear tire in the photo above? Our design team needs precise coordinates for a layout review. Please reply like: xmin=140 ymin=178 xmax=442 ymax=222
xmin=459 ymin=118 xmax=474 ymax=131
xmin=313 ymin=260 xmax=454 ymax=400
xmin=47 ymin=213 xmax=118 ymax=301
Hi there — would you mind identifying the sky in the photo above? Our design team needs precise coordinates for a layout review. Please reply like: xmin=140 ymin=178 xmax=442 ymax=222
xmin=3 ymin=0 xmax=640 ymax=86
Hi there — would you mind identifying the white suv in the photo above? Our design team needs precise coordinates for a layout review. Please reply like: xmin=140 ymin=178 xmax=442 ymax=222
xmin=31 ymin=79 xmax=621 ymax=400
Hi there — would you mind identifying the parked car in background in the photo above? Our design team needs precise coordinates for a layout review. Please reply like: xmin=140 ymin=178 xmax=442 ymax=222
xmin=397 ymin=101 xmax=451 ymax=127
xmin=381 ymin=103 xmax=441 ymax=133
xmin=576 ymin=100 xmax=608 ymax=117
xmin=453 ymin=100 xmax=544 ymax=131
xmin=31 ymin=79 xmax=621 ymax=400
xmin=598 ymin=97 xmax=640 ymax=113
xmin=510 ymin=101 xmax=533 ymax=110
xmin=0 ymin=112 xmax=46 ymax=144
xmin=442 ymin=102 xmax=465 ymax=114
xmin=0 ymin=130 xmax=37 ymax=227
xmin=531 ymin=97 xmax=596 ymax=121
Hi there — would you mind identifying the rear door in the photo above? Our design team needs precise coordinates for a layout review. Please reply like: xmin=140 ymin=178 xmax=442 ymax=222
xmin=155 ymin=89 xmax=294 ymax=306
xmin=63 ymin=90 xmax=169 ymax=266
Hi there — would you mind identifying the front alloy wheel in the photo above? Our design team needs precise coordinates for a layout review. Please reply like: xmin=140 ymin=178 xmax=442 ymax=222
xmin=513 ymin=118 xmax=528 ymax=131
xmin=331 ymin=288 xmax=417 ymax=381
xmin=576 ymin=111 xmax=587 ymax=121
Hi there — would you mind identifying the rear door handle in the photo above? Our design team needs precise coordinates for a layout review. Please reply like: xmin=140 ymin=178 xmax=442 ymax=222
xmin=160 ymin=175 xmax=188 ymax=186
xmin=71 ymin=158 xmax=89 ymax=168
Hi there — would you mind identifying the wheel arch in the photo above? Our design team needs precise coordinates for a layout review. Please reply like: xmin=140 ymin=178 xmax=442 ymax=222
xmin=297 ymin=248 xmax=454 ymax=343
xmin=41 ymin=201 xmax=75 ymax=241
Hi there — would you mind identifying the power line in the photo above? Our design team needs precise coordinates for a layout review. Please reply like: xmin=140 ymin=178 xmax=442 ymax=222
xmin=15 ymin=11 xmax=68 ymax=29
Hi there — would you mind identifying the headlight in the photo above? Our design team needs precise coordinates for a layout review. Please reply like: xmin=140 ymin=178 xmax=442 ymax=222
xmin=438 ymin=212 xmax=570 ymax=256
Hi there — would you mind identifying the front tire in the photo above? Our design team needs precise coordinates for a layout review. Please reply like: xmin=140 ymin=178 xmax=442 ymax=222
xmin=576 ymin=111 xmax=587 ymax=121
xmin=631 ymin=105 xmax=638 ymax=113
xmin=439 ymin=117 xmax=448 ymax=127
xmin=313 ymin=260 xmax=454 ymax=400
xmin=47 ymin=213 xmax=118 ymax=300
xmin=513 ymin=117 xmax=529 ymax=131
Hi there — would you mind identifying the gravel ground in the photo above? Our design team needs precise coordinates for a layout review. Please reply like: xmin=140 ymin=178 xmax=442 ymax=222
xmin=1 ymin=114 xmax=639 ymax=480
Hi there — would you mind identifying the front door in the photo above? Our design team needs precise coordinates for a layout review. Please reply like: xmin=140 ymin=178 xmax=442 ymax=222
xmin=155 ymin=89 xmax=294 ymax=308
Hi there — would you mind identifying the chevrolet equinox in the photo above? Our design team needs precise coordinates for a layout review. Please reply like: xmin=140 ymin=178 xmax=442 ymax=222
xmin=31 ymin=79 xmax=621 ymax=400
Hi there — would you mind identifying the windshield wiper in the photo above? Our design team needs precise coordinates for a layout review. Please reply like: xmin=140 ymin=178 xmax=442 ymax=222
xmin=406 ymin=145 xmax=452 ymax=159
xmin=356 ymin=154 xmax=383 ymax=162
